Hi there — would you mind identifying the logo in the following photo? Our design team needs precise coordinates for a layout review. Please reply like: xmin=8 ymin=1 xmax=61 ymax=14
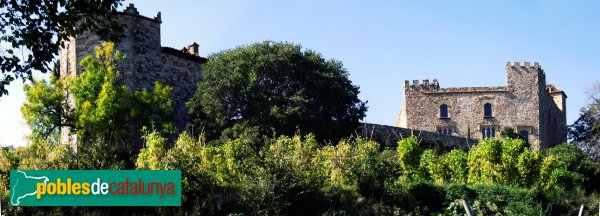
xmin=9 ymin=170 xmax=181 ymax=206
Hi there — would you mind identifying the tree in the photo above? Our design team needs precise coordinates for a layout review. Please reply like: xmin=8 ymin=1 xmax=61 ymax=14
xmin=187 ymin=41 xmax=367 ymax=143
xmin=397 ymin=136 xmax=423 ymax=181
xmin=0 ymin=0 xmax=124 ymax=97
xmin=568 ymin=81 xmax=600 ymax=142
xmin=21 ymin=42 xmax=174 ymax=154
xmin=568 ymin=107 xmax=600 ymax=142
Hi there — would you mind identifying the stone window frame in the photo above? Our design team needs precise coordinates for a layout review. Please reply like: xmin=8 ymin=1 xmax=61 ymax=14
xmin=436 ymin=100 xmax=451 ymax=119
xmin=516 ymin=126 xmax=532 ymax=143
xmin=480 ymin=125 xmax=499 ymax=139
xmin=436 ymin=126 xmax=454 ymax=136
xmin=481 ymin=100 xmax=494 ymax=118
xmin=439 ymin=104 xmax=449 ymax=119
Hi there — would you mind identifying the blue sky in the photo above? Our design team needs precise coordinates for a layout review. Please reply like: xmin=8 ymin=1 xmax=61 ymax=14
xmin=1 ymin=0 xmax=599 ymax=146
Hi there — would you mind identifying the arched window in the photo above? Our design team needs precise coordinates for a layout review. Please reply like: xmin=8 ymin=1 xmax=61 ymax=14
xmin=439 ymin=104 xmax=448 ymax=118
xmin=483 ymin=103 xmax=493 ymax=117
xmin=519 ymin=130 xmax=529 ymax=143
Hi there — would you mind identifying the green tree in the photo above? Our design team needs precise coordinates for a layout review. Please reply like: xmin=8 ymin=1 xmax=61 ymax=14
xmin=0 ymin=0 xmax=124 ymax=97
xmin=187 ymin=41 xmax=367 ymax=143
xmin=442 ymin=149 xmax=468 ymax=184
xmin=568 ymin=107 xmax=599 ymax=142
xmin=21 ymin=42 xmax=175 ymax=166
xmin=516 ymin=148 xmax=541 ymax=187
xmin=69 ymin=43 xmax=175 ymax=143
xmin=568 ymin=81 xmax=600 ymax=142
xmin=136 ymin=131 xmax=168 ymax=170
xmin=21 ymin=76 xmax=71 ymax=143
xmin=397 ymin=136 xmax=423 ymax=181
xmin=540 ymin=144 xmax=588 ymax=190
xmin=467 ymin=138 xmax=502 ymax=184
xmin=499 ymin=138 xmax=527 ymax=185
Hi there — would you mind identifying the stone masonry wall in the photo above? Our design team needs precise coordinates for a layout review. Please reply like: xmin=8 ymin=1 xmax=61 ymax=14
xmin=357 ymin=123 xmax=476 ymax=150
xmin=540 ymin=85 xmax=568 ymax=147
xmin=59 ymin=4 xmax=205 ymax=149
xmin=160 ymin=50 xmax=204 ymax=130
xmin=397 ymin=62 xmax=566 ymax=149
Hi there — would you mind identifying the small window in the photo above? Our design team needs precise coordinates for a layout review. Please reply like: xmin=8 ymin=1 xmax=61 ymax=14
xmin=438 ymin=127 xmax=452 ymax=136
xmin=519 ymin=130 xmax=529 ymax=143
xmin=480 ymin=126 xmax=497 ymax=138
xmin=439 ymin=104 xmax=449 ymax=118
xmin=483 ymin=103 xmax=493 ymax=117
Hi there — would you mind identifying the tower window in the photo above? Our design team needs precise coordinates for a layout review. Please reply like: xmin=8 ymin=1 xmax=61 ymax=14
xmin=439 ymin=104 xmax=449 ymax=118
xmin=483 ymin=103 xmax=493 ymax=117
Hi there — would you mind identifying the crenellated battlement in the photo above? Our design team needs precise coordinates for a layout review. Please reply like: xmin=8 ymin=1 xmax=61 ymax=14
xmin=404 ymin=78 xmax=507 ymax=94
xmin=120 ymin=3 xmax=162 ymax=23
xmin=404 ymin=79 xmax=440 ymax=90
xmin=506 ymin=61 xmax=545 ymax=75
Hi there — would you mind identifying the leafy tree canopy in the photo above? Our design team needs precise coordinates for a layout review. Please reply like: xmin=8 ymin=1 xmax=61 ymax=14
xmin=21 ymin=42 xmax=175 ymax=150
xmin=0 ymin=0 xmax=124 ymax=97
xmin=188 ymin=41 xmax=367 ymax=143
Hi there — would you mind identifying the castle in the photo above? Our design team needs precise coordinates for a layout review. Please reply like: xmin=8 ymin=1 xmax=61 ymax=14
xmin=59 ymin=4 xmax=206 ymax=147
xmin=396 ymin=62 xmax=567 ymax=148
xmin=58 ymin=5 xmax=567 ymax=150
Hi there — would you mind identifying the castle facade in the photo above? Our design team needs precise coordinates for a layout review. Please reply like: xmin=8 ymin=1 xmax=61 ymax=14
xmin=397 ymin=62 xmax=567 ymax=148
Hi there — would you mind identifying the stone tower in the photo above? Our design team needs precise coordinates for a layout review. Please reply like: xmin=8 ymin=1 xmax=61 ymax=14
xmin=397 ymin=62 xmax=566 ymax=149
xmin=59 ymin=4 xmax=207 ymax=150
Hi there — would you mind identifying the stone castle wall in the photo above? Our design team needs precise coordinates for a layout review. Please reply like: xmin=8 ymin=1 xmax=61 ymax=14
xmin=540 ymin=85 xmax=568 ymax=147
xmin=60 ymin=4 xmax=206 ymax=149
xmin=397 ymin=62 xmax=567 ymax=148
xmin=357 ymin=123 xmax=476 ymax=150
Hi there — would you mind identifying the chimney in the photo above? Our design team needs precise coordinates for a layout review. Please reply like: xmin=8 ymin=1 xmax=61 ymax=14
xmin=188 ymin=42 xmax=199 ymax=56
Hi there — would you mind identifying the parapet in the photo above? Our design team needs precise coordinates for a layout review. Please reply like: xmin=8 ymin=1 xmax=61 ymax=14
xmin=404 ymin=79 xmax=440 ymax=90
xmin=123 ymin=3 xmax=139 ymax=15
xmin=506 ymin=61 xmax=544 ymax=74
xmin=404 ymin=78 xmax=509 ymax=94
xmin=120 ymin=4 xmax=162 ymax=24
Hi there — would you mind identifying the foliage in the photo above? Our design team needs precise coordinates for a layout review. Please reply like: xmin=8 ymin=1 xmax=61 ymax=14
xmin=136 ymin=132 xmax=168 ymax=170
xmin=129 ymin=135 xmax=599 ymax=214
xmin=568 ymin=80 xmax=600 ymax=142
xmin=467 ymin=138 xmax=503 ymax=184
xmin=21 ymin=42 xmax=175 ymax=151
xmin=568 ymin=107 xmax=600 ymax=142
xmin=187 ymin=41 xmax=367 ymax=143
xmin=2 ymin=130 xmax=598 ymax=215
xmin=500 ymin=126 xmax=528 ymax=147
xmin=443 ymin=150 xmax=468 ymax=184
xmin=21 ymin=77 xmax=70 ymax=142
xmin=397 ymin=135 xmax=422 ymax=181
xmin=0 ymin=0 xmax=124 ymax=97
xmin=517 ymin=148 xmax=541 ymax=187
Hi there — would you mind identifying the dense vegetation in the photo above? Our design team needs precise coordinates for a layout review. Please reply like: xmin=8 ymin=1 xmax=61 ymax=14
xmin=187 ymin=41 xmax=367 ymax=143
xmin=1 ymin=133 xmax=599 ymax=215
xmin=1 ymin=43 xmax=599 ymax=215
